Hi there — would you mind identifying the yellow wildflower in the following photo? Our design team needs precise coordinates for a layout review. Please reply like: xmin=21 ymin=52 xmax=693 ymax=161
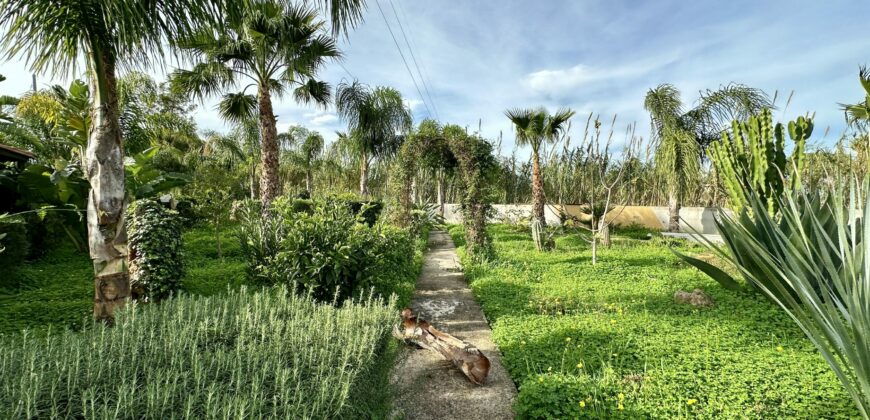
xmin=777 ymin=346 xmax=784 ymax=352
xmin=618 ymin=393 xmax=625 ymax=400
xmin=610 ymin=319 xmax=616 ymax=325
xmin=565 ymin=337 xmax=571 ymax=342
xmin=618 ymin=403 xmax=624 ymax=411
xmin=579 ymin=401 xmax=586 ymax=408
xmin=576 ymin=362 xmax=583 ymax=369
xmin=687 ymin=399 xmax=697 ymax=406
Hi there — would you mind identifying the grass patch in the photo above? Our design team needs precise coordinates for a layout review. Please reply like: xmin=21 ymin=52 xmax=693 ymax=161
xmin=0 ymin=286 xmax=397 ymax=418
xmin=449 ymin=224 xmax=858 ymax=419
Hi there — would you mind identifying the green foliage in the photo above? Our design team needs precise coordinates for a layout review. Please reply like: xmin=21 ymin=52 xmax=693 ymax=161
xmin=695 ymin=181 xmax=870 ymax=418
xmin=710 ymin=108 xmax=812 ymax=215
xmin=244 ymin=198 xmax=416 ymax=303
xmin=127 ymin=199 xmax=185 ymax=300
xmin=0 ymin=216 xmax=28 ymax=267
xmin=0 ymin=286 xmax=397 ymax=418
xmin=448 ymin=224 xmax=858 ymax=419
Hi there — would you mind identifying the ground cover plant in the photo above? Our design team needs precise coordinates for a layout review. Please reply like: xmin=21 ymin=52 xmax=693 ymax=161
xmin=450 ymin=224 xmax=859 ymax=419
xmin=0 ymin=286 xmax=396 ymax=418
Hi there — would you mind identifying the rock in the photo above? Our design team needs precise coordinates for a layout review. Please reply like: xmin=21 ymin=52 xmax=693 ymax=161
xmin=674 ymin=288 xmax=714 ymax=308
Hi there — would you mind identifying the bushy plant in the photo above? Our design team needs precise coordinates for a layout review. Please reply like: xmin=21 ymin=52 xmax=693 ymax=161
xmin=127 ymin=199 xmax=185 ymax=300
xmin=0 ymin=286 xmax=397 ymax=418
xmin=0 ymin=216 xmax=28 ymax=268
xmin=263 ymin=199 xmax=414 ymax=302
xmin=235 ymin=199 xmax=284 ymax=282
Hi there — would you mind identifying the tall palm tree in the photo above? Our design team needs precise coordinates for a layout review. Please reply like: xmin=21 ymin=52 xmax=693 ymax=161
xmin=505 ymin=107 xmax=575 ymax=224
xmin=0 ymin=0 xmax=365 ymax=321
xmin=0 ymin=0 xmax=233 ymax=320
xmin=644 ymin=83 xmax=769 ymax=232
xmin=171 ymin=3 xmax=339 ymax=205
xmin=335 ymin=81 xmax=412 ymax=196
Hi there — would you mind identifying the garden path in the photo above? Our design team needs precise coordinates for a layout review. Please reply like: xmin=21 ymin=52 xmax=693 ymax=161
xmin=391 ymin=230 xmax=517 ymax=419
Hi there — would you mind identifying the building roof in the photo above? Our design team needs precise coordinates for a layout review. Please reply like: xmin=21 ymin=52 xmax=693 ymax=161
xmin=0 ymin=143 xmax=35 ymax=162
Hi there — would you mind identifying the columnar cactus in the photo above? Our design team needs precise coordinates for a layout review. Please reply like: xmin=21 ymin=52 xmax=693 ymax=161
xmin=710 ymin=108 xmax=812 ymax=215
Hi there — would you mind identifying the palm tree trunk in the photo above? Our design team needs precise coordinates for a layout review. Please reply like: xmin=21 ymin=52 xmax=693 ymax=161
xmin=258 ymin=87 xmax=280 ymax=205
xmin=85 ymin=44 xmax=129 ymax=322
xmin=531 ymin=150 xmax=545 ymax=224
xmin=436 ymin=169 xmax=444 ymax=216
xmin=305 ymin=168 xmax=312 ymax=193
xmin=668 ymin=185 xmax=681 ymax=232
xmin=359 ymin=150 xmax=369 ymax=196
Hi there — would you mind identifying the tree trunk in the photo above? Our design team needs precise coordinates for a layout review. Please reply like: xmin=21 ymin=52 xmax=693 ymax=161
xmin=359 ymin=150 xmax=369 ymax=196
xmin=394 ymin=308 xmax=490 ymax=385
xmin=436 ymin=170 xmax=444 ymax=216
xmin=258 ymin=87 xmax=280 ymax=206
xmin=305 ymin=168 xmax=312 ymax=193
xmin=531 ymin=150 xmax=545 ymax=224
xmin=85 ymin=45 xmax=129 ymax=322
xmin=668 ymin=186 xmax=681 ymax=232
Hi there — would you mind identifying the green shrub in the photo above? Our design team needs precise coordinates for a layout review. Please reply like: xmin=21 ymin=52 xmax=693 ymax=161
xmin=127 ymin=199 xmax=185 ymax=300
xmin=0 ymin=216 xmax=28 ymax=268
xmin=263 ymin=199 xmax=414 ymax=302
xmin=235 ymin=199 xmax=286 ymax=282
xmin=0 ymin=286 xmax=397 ymax=418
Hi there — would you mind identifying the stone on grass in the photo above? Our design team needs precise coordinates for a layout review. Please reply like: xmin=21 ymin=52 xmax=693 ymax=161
xmin=673 ymin=288 xmax=714 ymax=308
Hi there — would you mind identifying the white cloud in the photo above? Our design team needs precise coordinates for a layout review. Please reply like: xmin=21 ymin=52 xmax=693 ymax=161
xmin=310 ymin=113 xmax=338 ymax=125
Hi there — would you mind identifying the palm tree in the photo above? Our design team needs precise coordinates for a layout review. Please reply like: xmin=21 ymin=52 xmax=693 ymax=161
xmin=0 ymin=0 xmax=365 ymax=321
xmin=335 ymin=81 xmax=412 ymax=196
xmin=0 ymin=0 xmax=234 ymax=321
xmin=281 ymin=125 xmax=324 ymax=193
xmin=171 ymin=3 xmax=339 ymax=205
xmin=841 ymin=66 xmax=870 ymax=129
xmin=644 ymin=83 xmax=769 ymax=232
xmin=505 ymin=107 xmax=575 ymax=224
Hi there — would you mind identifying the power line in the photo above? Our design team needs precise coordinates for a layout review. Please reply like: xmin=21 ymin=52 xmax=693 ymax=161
xmin=395 ymin=0 xmax=439 ymax=115
xmin=374 ymin=0 xmax=433 ymax=119
xmin=387 ymin=0 xmax=439 ymax=120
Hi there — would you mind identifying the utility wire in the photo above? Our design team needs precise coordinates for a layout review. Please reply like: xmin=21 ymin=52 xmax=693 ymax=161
xmin=374 ymin=0 xmax=433 ymax=119
xmin=387 ymin=0 xmax=439 ymax=120
xmin=395 ymin=0 xmax=439 ymax=115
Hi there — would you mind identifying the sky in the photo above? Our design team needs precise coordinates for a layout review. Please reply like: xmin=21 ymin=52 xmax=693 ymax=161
xmin=1 ymin=0 xmax=869 ymax=156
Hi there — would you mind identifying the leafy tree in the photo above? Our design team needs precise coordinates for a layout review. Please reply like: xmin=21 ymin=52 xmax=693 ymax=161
xmin=644 ymin=83 xmax=769 ymax=231
xmin=172 ymin=2 xmax=339 ymax=205
xmin=504 ymin=107 xmax=575 ymax=225
xmin=335 ymin=81 xmax=412 ymax=196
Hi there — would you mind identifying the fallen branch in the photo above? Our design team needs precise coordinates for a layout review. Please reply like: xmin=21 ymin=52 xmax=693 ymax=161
xmin=393 ymin=308 xmax=490 ymax=385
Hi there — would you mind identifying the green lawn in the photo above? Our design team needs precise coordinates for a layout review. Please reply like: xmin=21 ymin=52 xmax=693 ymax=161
xmin=450 ymin=224 xmax=858 ymax=419
xmin=0 ymin=224 xmax=246 ymax=335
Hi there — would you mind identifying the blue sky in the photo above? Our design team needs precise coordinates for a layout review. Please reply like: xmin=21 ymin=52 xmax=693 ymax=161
xmin=1 ymin=0 xmax=869 ymax=155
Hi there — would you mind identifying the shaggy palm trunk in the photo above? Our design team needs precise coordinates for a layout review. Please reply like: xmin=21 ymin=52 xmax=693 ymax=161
xmin=436 ymin=170 xmax=444 ymax=216
xmin=359 ymin=150 xmax=369 ymax=196
xmin=257 ymin=87 xmax=280 ymax=206
xmin=305 ymin=168 xmax=312 ymax=193
xmin=668 ymin=185 xmax=681 ymax=232
xmin=531 ymin=150 xmax=545 ymax=224
xmin=85 ymin=46 xmax=129 ymax=322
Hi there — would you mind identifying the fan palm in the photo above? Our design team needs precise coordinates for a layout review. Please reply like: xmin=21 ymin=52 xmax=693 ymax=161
xmin=644 ymin=83 xmax=769 ymax=231
xmin=841 ymin=66 xmax=870 ymax=129
xmin=504 ymin=107 xmax=575 ymax=224
xmin=335 ymin=81 xmax=412 ymax=195
xmin=280 ymin=125 xmax=324 ymax=192
xmin=171 ymin=2 xmax=339 ymax=205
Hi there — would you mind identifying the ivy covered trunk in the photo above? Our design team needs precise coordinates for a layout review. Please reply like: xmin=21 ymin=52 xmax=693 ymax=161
xmin=85 ymin=45 xmax=129 ymax=321
xmin=667 ymin=185 xmax=680 ymax=232
xmin=531 ymin=150 xmax=545 ymax=224
xmin=436 ymin=170 xmax=444 ymax=216
xmin=258 ymin=87 xmax=280 ymax=205
xmin=359 ymin=149 xmax=369 ymax=196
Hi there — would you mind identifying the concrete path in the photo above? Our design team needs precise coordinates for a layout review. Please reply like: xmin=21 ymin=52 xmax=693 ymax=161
xmin=391 ymin=231 xmax=517 ymax=419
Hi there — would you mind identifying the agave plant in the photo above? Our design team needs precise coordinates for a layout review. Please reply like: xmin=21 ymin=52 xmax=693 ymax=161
xmin=680 ymin=180 xmax=870 ymax=417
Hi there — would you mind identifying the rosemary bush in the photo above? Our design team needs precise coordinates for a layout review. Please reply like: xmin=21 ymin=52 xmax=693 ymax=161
xmin=0 ymin=286 xmax=397 ymax=419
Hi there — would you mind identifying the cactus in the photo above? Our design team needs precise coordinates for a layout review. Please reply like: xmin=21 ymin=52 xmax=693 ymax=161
xmin=710 ymin=108 xmax=812 ymax=216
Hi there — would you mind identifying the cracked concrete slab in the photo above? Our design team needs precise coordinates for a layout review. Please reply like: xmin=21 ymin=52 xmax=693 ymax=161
xmin=391 ymin=231 xmax=517 ymax=419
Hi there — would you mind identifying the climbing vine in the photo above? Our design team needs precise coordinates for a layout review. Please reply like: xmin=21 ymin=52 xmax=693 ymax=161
xmin=390 ymin=120 xmax=496 ymax=262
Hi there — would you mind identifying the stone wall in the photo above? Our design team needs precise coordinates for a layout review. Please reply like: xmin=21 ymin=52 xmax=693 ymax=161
xmin=442 ymin=204 xmax=726 ymax=234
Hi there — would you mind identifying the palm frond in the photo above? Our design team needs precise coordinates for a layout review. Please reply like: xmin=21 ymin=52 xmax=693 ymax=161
xmin=218 ymin=92 xmax=258 ymax=124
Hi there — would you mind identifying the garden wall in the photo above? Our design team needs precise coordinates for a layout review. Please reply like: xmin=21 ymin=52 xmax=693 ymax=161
xmin=442 ymin=204 xmax=726 ymax=234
